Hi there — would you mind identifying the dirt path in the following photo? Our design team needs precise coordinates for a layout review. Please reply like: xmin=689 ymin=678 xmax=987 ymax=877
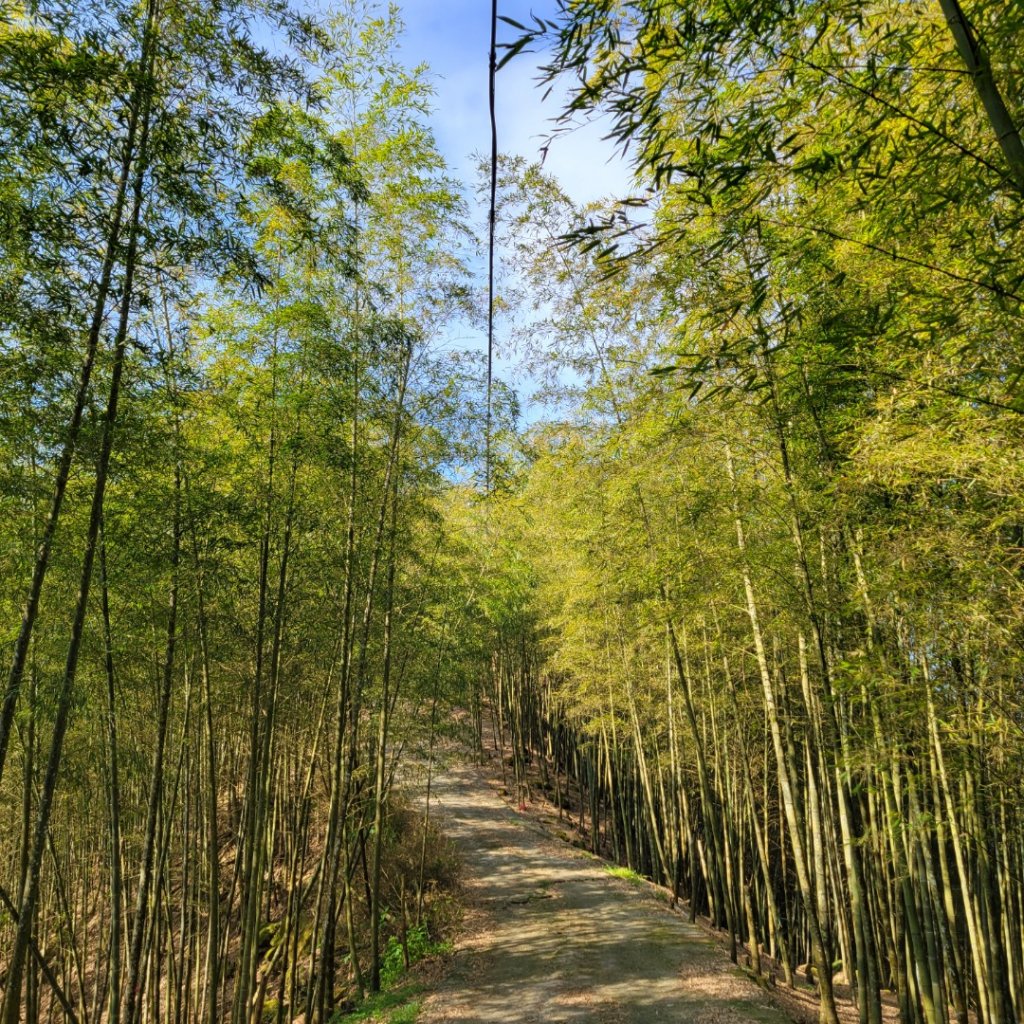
xmin=418 ymin=762 xmax=792 ymax=1024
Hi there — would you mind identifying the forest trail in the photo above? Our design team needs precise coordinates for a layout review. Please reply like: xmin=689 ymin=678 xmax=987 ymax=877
xmin=418 ymin=762 xmax=790 ymax=1024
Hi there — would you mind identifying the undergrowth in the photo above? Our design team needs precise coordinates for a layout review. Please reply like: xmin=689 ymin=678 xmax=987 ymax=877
xmin=381 ymin=923 xmax=453 ymax=988
xmin=330 ymin=983 xmax=423 ymax=1023
xmin=332 ymin=923 xmax=452 ymax=1023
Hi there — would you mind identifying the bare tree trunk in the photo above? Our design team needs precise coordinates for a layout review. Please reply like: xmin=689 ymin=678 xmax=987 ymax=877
xmin=100 ymin=524 xmax=124 ymax=1024
xmin=726 ymin=445 xmax=839 ymax=1024
xmin=1 ymin=15 xmax=157 ymax=1009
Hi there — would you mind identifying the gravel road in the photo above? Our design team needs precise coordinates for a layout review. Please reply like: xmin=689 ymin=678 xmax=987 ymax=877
xmin=418 ymin=762 xmax=792 ymax=1024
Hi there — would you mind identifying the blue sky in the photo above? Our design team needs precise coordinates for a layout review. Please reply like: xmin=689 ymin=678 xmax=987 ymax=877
xmin=284 ymin=1 xmax=632 ymax=414
xmin=398 ymin=1 xmax=631 ymax=206
xmin=393 ymin=2 xmax=632 ymax=415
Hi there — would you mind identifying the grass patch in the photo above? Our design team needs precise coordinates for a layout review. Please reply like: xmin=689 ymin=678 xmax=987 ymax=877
xmin=605 ymin=864 xmax=647 ymax=885
xmin=331 ymin=982 xmax=422 ymax=1023
xmin=389 ymin=1001 xmax=422 ymax=1024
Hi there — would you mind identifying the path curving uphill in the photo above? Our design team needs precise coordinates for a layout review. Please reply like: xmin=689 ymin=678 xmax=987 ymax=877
xmin=419 ymin=763 xmax=792 ymax=1024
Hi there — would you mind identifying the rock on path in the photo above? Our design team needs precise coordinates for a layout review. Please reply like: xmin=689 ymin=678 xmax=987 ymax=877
xmin=419 ymin=763 xmax=792 ymax=1024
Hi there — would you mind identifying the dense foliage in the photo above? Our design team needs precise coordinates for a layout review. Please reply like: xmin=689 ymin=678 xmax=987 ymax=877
xmin=0 ymin=2 xmax=492 ymax=1022
xmin=3 ymin=2 xmax=1023 ymax=1024
xmin=479 ymin=4 xmax=1024 ymax=1024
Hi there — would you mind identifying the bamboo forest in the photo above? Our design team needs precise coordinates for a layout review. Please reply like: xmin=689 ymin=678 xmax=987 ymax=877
xmin=1 ymin=2 xmax=1023 ymax=1024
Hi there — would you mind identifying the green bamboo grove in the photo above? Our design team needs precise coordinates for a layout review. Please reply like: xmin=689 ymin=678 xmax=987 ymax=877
xmin=3 ymin=1 xmax=1024 ymax=1023
xmin=0 ymin=2 xmax=495 ymax=1021
xmin=469 ymin=2 xmax=1024 ymax=1022
xmin=478 ymin=394 xmax=1024 ymax=1024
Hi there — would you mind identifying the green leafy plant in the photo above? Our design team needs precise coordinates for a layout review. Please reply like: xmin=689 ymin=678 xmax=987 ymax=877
xmin=380 ymin=924 xmax=451 ymax=990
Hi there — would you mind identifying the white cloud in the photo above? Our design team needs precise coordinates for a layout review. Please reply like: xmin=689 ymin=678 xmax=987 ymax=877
xmin=500 ymin=59 xmax=634 ymax=205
